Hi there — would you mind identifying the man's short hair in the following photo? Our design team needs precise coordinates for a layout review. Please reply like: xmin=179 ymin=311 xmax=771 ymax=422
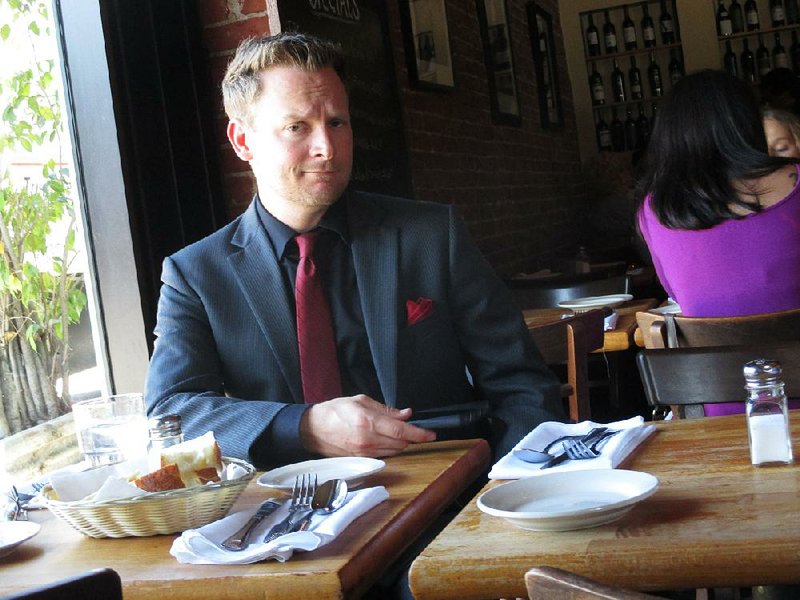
xmin=222 ymin=32 xmax=346 ymax=124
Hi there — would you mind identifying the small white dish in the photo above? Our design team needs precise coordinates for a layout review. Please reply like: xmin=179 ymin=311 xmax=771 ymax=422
xmin=0 ymin=521 xmax=41 ymax=559
xmin=477 ymin=469 xmax=658 ymax=531
xmin=257 ymin=457 xmax=386 ymax=490
xmin=649 ymin=301 xmax=682 ymax=315
xmin=558 ymin=294 xmax=633 ymax=313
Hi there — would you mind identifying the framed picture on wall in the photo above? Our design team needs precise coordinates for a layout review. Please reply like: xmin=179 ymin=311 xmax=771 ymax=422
xmin=476 ymin=0 xmax=521 ymax=126
xmin=400 ymin=0 xmax=455 ymax=90
xmin=527 ymin=2 xmax=563 ymax=129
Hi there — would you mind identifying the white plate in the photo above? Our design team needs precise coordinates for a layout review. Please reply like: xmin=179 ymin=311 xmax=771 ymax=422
xmin=558 ymin=294 xmax=633 ymax=313
xmin=649 ymin=301 xmax=682 ymax=315
xmin=477 ymin=469 xmax=658 ymax=531
xmin=257 ymin=457 xmax=386 ymax=490
xmin=0 ymin=521 xmax=40 ymax=558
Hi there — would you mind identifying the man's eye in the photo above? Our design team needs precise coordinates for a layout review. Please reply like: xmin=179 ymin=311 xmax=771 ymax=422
xmin=286 ymin=123 xmax=303 ymax=132
xmin=330 ymin=119 xmax=347 ymax=128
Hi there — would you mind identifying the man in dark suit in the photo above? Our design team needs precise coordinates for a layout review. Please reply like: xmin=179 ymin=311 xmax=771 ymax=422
xmin=144 ymin=32 xmax=563 ymax=467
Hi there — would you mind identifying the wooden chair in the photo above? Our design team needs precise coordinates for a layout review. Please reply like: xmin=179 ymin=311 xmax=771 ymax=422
xmin=3 ymin=568 xmax=122 ymax=599
xmin=528 ymin=308 xmax=607 ymax=422
xmin=636 ymin=307 xmax=800 ymax=349
xmin=637 ymin=342 xmax=800 ymax=419
xmin=525 ymin=566 xmax=662 ymax=599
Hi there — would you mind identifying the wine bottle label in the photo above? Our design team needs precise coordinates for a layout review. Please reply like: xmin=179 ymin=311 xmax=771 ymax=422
xmin=605 ymin=32 xmax=617 ymax=47
xmin=773 ymin=7 xmax=785 ymax=21
xmin=720 ymin=19 xmax=733 ymax=36
xmin=644 ymin=26 xmax=656 ymax=41
xmin=661 ymin=20 xmax=674 ymax=33
xmin=632 ymin=83 xmax=642 ymax=95
xmin=599 ymin=130 xmax=612 ymax=147
xmin=747 ymin=9 xmax=759 ymax=24
xmin=776 ymin=53 xmax=789 ymax=68
xmin=593 ymin=83 xmax=605 ymax=101
xmin=588 ymin=31 xmax=598 ymax=44
xmin=624 ymin=26 xmax=636 ymax=43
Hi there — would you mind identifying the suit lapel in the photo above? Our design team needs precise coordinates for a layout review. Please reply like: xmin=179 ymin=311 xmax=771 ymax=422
xmin=349 ymin=195 xmax=399 ymax=407
xmin=228 ymin=203 xmax=303 ymax=403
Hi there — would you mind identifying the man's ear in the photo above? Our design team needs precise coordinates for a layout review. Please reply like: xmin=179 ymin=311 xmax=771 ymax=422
xmin=227 ymin=119 xmax=253 ymax=161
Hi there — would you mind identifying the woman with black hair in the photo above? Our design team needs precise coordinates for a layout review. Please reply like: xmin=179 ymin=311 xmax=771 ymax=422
xmin=636 ymin=69 xmax=800 ymax=319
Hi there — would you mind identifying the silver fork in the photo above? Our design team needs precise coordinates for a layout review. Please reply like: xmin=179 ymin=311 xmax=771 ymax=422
xmin=565 ymin=429 xmax=622 ymax=460
xmin=263 ymin=474 xmax=317 ymax=543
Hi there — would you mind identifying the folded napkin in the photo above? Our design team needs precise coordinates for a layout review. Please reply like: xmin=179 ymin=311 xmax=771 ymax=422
xmin=488 ymin=416 xmax=655 ymax=480
xmin=170 ymin=485 xmax=389 ymax=565
xmin=604 ymin=311 xmax=619 ymax=331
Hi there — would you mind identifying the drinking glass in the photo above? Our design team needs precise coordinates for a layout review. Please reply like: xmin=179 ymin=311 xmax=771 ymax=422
xmin=72 ymin=393 xmax=149 ymax=467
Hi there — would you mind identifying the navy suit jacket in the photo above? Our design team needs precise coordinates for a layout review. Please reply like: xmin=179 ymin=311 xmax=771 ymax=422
xmin=144 ymin=191 xmax=563 ymax=464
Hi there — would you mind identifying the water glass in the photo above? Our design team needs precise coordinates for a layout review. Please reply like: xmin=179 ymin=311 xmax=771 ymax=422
xmin=72 ymin=393 xmax=149 ymax=467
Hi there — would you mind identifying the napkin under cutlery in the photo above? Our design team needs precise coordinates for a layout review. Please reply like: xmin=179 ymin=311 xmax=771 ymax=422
xmin=488 ymin=416 xmax=655 ymax=480
xmin=170 ymin=485 xmax=389 ymax=565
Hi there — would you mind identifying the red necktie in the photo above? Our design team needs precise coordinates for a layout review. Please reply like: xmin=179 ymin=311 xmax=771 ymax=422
xmin=295 ymin=231 xmax=342 ymax=404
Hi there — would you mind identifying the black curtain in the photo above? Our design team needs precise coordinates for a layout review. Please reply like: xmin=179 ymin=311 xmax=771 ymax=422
xmin=100 ymin=0 xmax=227 ymax=352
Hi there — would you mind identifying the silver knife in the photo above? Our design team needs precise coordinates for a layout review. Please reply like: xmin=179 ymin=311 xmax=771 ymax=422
xmin=221 ymin=498 xmax=282 ymax=551
xmin=540 ymin=427 xmax=608 ymax=470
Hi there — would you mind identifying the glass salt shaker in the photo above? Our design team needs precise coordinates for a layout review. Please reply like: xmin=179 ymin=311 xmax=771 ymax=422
xmin=147 ymin=414 xmax=184 ymax=469
xmin=743 ymin=359 xmax=793 ymax=467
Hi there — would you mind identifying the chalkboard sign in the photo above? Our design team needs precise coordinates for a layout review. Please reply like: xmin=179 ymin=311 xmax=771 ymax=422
xmin=276 ymin=0 xmax=413 ymax=198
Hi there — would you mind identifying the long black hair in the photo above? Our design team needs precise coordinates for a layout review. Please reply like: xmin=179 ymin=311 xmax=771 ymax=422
xmin=635 ymin=69 xmax=796 ymax=230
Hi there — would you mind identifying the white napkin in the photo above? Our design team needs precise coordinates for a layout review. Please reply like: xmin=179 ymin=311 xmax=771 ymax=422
xmin=488 ymin=416 xmax=655 ymax=480
xmin=604 ymin=311 xmax=619 ymax=331
xmin=170 ymin=485 xmax=389 ymax=565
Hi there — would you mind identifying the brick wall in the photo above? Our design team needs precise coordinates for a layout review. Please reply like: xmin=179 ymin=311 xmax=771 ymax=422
xmin=197 ymin=0 xmax=585 ymax=276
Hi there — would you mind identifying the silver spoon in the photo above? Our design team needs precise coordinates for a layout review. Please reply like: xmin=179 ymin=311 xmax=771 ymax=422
xmin=295 ymin=478 xmax=348 ymax=532
xmin=512 ymin=448 xmax=553 ymax=463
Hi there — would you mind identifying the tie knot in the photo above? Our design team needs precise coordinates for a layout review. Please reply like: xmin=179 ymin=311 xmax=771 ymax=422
xmin=295 ymin=231 xmax=321 ymax=260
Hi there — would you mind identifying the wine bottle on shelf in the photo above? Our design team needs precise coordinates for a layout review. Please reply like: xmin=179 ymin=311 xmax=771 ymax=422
xmin=791 ymin=30 xmax=800 ymax=74
xmin=718 ymin=1 xmax=734 ymax=37
xmin=603 ymin=10 xmax=618 ymax=54
xmin=668 ymin=48 xmax=685 ymax=85
xmin=589 ymin=62 xmax=606 ymax=106
xmin=741 ymin=38 xmax=758 ymax=83
xmin=648 ymin=52 xmax=663 ymax=97
xmin=623 ymin=5 xmax=638 ymax=51
xmin=787 ymin=0 xmax=799 ymax=24
xmin=610 ymin=107 xmax=626 ymax=152
xmin=636 ymin=103 xmax=650 ymax=149
xmin=629 ymin=56 xmax=644 ymax=100
xmin=642 ymin=3 xmax=657 ymax=48
xmin=745 ymin=0 xmax=761 ymax=31
xmin=757 ymin=35 xmax=772 ymax=78
xmin=724 ymin=40 xmax=740 ymax=78
xmin=774 ymin=32 xmax=789 ymax=69
xmin=612 ymin=58 xmax=627 ymax=103
xmin=596 ymin=111 xmax=612 ymax=152
xmin=585 ymin=13 xmax=601 ymax=57
xmin=730 ymin=0 xmax=745 ymax=32
xmin=771 ymin=0 xmax=786 ymax=27
xmin=625 ymin=108 xmax=638 ymax=151
xmin=659 ymin=0 xmax=676 ymax=45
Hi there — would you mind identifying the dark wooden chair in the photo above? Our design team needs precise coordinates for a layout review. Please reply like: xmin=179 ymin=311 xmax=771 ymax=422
xmin=525 ymin=566 xmax=662 ymax=599
xmin=3 ymin=568 xmax=122 ymax=599
xmin=636 ymin=307 xmax=800 ymax=349
xmin=636 ymin=342 xmax=800 ymax=419
xmin=528 ymin=308 xmax=607 ymax=422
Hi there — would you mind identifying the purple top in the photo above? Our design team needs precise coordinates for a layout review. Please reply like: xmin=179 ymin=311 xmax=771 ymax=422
xmin=639 ymin=166 xmax=800 ymax=416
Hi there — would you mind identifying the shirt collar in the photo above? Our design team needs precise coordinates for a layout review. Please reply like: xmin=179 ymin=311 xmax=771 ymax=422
xmin=254 ymin=193 xmax=351 ymax=259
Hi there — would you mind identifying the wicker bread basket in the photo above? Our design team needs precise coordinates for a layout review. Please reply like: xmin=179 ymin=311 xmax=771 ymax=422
xmin=42 ymin=457 xmax=255 ymax=538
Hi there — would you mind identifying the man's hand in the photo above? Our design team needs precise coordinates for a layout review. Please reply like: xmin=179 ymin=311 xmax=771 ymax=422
xmin=300 ymin=395 xmax=437 ymax=457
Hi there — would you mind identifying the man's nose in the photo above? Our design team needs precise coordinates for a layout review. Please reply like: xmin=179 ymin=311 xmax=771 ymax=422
xmin=310 ymin=127 xmax=334 ymax=160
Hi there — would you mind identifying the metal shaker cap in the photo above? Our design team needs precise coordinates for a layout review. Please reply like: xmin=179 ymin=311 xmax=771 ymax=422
xmin=148 ymin=414 xmax=182 ymax=438
xmin=743 ymin=359 xmax=783 ymax=387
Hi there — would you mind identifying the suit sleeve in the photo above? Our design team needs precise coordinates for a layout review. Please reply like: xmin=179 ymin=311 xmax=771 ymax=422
xmin=445 ymin=206 xmax=565 ymax=458
xmin=144 ymin=256 xmax=312 ymax=466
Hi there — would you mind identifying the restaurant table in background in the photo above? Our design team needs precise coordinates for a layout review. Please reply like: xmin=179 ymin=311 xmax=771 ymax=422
xmin=523 ymin=298 xmax=659 ymax=353
xmin=0 ymin=439 xmax=490 ymax=599
xmin=409 ymin=412 xmax=800 ymax=600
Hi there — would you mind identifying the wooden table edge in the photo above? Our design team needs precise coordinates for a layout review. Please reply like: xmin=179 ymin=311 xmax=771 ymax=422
xmin=341 ymin=438 xmax=491 ymax=598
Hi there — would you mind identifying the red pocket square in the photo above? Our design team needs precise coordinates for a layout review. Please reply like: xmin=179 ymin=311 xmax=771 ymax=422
xmin=406 ymin=297 xmax=434 ymax=326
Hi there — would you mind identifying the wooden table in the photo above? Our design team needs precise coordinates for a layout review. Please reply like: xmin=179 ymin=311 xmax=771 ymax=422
xmin=0 ymin=439 xmax=490 ymax=599
xmin=409 ymin=413 xmax=800 ymax=599
xmin=523 ymin=298 xmax=659 ymax=353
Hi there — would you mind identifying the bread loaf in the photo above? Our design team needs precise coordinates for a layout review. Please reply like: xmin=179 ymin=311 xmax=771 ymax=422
xmin=160 ymin=430 xmax=223 ymax=488
xmin=132 ymin=430 xmax=223 ymax=492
